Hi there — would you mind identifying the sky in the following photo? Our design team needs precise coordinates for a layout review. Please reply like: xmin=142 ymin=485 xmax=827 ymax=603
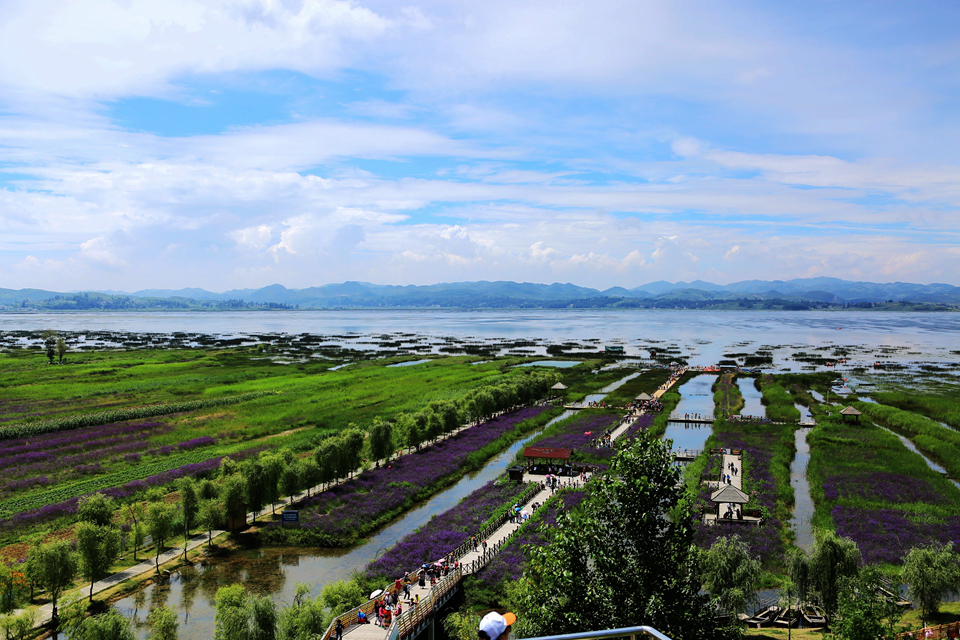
xmin=1 ymin=0 xmax=959 ymax=292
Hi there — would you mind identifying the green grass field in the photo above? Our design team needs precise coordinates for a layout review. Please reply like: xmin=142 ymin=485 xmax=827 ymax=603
xmin=0 ymin=349 xmax=630 ymax=555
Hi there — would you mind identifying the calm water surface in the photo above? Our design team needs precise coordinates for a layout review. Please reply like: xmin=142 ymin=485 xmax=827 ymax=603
xmin=662 ymin=375 xmax=717 ymax=452
xmin=737 ymin=378 xmax=765 ymax=418
xmin=4 ymin=310 xmax=959 ymax=368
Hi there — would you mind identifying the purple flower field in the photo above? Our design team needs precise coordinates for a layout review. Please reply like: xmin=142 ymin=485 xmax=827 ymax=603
xmin=476 ymin=490 xmax=586 ymax=589
xmin=823 ymin=472 xmax=946 ymax=505
xmin=832 ymin=505 xmax=960 ymax=565
xmin=621 ymin=413 xmax=654 ymax=440
xmin=533 ymin=412 xmax=619 ymax=451
xmin=0 ymin=419 xmax=219 ymax=498
xmin=0 ymin=445 xmax=265 ymax=530
xmin=297 ymin=407 xmax=550 ymax=540
xmin=365 ymin=478 xmax=529 ymax=579
xmin=693 ymin=432 xmax=783 ymax=565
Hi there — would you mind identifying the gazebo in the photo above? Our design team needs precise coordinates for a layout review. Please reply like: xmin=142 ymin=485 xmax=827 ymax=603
xmin=551 ymin=382 xmax=568 ymax=398
xmin=710 ymin=484 xmax=750 ymax=505
xmin=635 ymin=392 xmax=653 ymax=402
xmin=840 ymin=406 xmax=862 ymax=422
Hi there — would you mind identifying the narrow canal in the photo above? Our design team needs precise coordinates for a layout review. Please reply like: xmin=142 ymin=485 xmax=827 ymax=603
xmin=737 ymin=378 xmax=765 ymax=418
xmin=111 ymin=368 xmax=648 ymax=639
xmin=790 ymin=427 xmax=815 ymax=551
xmin=662 ymin=374 xmax=716 ymax=452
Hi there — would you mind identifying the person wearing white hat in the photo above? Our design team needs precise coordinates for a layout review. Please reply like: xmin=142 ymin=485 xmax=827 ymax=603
xmin=478 ymin=611 xmax=516 ymax=640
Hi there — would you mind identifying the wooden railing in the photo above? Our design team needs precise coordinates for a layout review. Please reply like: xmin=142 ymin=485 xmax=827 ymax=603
xmin=447 ymin=482 xmax=540 ymax=561
xmin=898 ymin=621 xmax=960 ymax=640
xmin=395 ymin=566 xmax=463 ymax=639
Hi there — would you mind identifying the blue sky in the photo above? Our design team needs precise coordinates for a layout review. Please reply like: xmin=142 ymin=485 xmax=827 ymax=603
xmin=0 ymin=0 xmax=958 ymax=291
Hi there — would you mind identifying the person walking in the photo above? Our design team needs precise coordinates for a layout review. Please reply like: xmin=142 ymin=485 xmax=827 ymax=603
xmin=335 ymin=619 xmax=344 ymax=640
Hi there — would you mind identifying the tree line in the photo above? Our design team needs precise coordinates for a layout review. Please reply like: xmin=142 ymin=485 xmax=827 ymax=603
xmin=1 ymin=371 xmax=557 ymax=637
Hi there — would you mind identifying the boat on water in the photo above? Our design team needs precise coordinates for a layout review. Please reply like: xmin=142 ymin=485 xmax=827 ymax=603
xmin=802 ymin=604 xmax=827 ymax=628
xmin=743 ymin=604 xmax=781 ymax=627
xmin=773 ymin=606 xmax=799 ymax=628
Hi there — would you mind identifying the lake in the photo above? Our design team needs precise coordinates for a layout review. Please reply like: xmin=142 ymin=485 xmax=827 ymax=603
xmin=2 ymin=309 xmax=959 ymax=369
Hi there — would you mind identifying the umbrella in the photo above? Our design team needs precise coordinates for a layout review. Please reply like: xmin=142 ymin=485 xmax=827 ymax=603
xmin=370 ymin=589 xmax=384 ymax=599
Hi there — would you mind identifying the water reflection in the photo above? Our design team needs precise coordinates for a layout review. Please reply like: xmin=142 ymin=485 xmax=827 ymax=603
xmin=790 ymin=428 xmax=815 ymax=551
xmin=662 ymin=375 xmax=717 ymax=452
xmin=737 ymin=378 xmax=765 ymax=417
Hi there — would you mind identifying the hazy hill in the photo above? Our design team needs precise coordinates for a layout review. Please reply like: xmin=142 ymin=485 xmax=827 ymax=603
xmin=1 ymin=277 xmax=959 ymax=310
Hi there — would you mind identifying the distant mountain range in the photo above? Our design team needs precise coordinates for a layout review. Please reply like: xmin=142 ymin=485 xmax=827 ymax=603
xmin=1 ymin=277 xmax=959 ymax=311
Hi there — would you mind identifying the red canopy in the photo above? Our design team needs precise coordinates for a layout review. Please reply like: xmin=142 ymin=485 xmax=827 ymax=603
xmin=523 ymin=446 xmax=572 ymax=460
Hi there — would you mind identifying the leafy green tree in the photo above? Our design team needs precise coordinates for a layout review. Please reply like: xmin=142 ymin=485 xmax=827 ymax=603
xmin=146 ymin=502 xmax=175 ymax=571
xmin=0 ymin=563 xmax=26 ymax=614
xmin=198 ymin=499 xmax=225 ymax=545
xmin=132 ymin=521 xmax=146 ymax=561
xmin=439 ymin=402 xmax=462 ymax=436
xmin=249 ymin=594 xmax=278 ymax=640
xmin=147 ymin=605 xmax=179 ymax=640
xmin=809 ymin=532 xmax=861 ymax=625
xmin=68 ymin=608 xmax=135 ymax=640
xmin=259 ymin=452 xmax=285 ymax=514
xmin=27 ymin=541 xmax=77 ymax=620
xmin=300 ymin=459 xmax=322 ymax=497
xmin=789 ymin=548 xmax=810 ymax=604
xmin=222 ymin=473 xmax=247 ymax=527
xmin=78 ymin=493 xmax=116 ymax=527
xmin=215 ymin=584 xmax=250 ymax=640
xmin=56 ymin=337 xmax=68 ymax=364
xmin=339 ymin=428 xmax=365 ymax=478
xmin=0 ymin=609 xmax=34 ymax=640
xmin=41 ymin=329 xmax=58 ymax=364
xmin=426 ymin=410 xmax=443 ymax=442
xmin=314 ymin=438 xmax=339 ymax=487
xmin=278 ymin=583 xmax=327 ymax=640
xmin=320 ymin=579 xmax=364 ymax=619
xmin=76 ymin=521 xmax=120 ymax=602
xmin=902 ymin=542 xmax=960 ymax=627
xmin=832 ymin=566 xmax=903 ymax=640
xmin=703 ymin=535 xmax=762 ymax=628
xmin=244 ymin=459 xmax=268 ymax=521
xmin=178 ymin=477 xmax=199 ymax=558
xmin=198 ymin=478 xmax=219 ymax=500
xmin=279 ymin=464 xmax=301 ymax=505
xmin=368 ymin=418 xmax=394 ymax=463
xmin=514 ymin=432 xmax=716 ymax=640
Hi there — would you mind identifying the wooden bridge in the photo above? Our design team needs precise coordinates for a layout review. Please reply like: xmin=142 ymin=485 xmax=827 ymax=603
xmin=666 ymin=414 xmax=715 ymax=424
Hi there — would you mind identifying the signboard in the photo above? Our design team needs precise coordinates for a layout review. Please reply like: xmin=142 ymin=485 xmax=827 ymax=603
xmin=281 ymin=510 xmax=299 ymax=527
xmin=522 ymin=446 xmax=572 ymax=459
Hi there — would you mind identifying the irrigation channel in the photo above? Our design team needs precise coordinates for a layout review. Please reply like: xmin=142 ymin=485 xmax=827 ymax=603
xmin=109 ymin=372 xmax=651 ymax=639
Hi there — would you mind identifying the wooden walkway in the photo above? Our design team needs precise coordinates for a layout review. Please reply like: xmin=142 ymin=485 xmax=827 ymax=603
xmin=326 ymin=481 xmax=555 ymax=640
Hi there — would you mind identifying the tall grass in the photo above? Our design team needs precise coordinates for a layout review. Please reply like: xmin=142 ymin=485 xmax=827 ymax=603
xmin=871 ymin=389 xmax=960 ymax=430
xmin=758 ymin=376 xmax=801 ymax=422
xmin=855 ymin=401 xmax=960 ymax=479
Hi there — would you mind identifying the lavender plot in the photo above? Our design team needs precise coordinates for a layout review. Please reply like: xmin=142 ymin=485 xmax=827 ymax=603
xmin=296 ymin=407 xmax=550 ymax=542
xmin=365 ymin=478 xmax=528 ymax=579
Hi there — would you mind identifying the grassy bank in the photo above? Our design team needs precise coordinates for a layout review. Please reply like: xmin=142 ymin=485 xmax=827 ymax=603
xmin=854 ymin=401 xmax=960 ymax=479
